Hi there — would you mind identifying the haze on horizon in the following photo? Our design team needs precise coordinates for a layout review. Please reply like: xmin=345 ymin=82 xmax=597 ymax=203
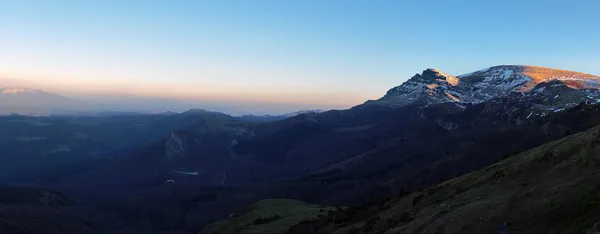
xmin=1 ymin=0 xmax=599 ymax=114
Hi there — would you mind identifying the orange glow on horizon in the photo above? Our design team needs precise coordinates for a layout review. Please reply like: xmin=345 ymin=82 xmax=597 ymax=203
xmin=0 ymin=72 xmax=376 ymax=107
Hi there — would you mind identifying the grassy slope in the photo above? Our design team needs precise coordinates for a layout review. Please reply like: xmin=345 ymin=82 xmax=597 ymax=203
xmin=199 ymin=199 xmax=332 ymax=234
xmin=286 ymin=125 xmax=600 ymax=234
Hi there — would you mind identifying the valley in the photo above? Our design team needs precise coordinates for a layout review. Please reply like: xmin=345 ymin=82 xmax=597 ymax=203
xmin=2 ymin=65 xmax=600 ymax=233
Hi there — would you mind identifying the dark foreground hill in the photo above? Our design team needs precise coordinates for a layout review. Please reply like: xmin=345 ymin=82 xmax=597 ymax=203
xmin=282 ymin=124 xmax=600 ymax=234
xmin=200 ymin=199 xmax=332 ymax=234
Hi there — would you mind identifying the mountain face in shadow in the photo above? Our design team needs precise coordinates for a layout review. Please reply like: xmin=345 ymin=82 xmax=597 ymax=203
xmin=5 ymin=65 xmax=600 ymax=233
xmin=0 ymin=110 xmax=245 ymax=184
xmin=284 ymin=124 xmax=600 ymax=234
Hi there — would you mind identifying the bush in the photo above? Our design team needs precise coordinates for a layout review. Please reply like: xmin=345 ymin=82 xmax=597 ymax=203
xmin=253 ymin=215 xmax=282 ymax=225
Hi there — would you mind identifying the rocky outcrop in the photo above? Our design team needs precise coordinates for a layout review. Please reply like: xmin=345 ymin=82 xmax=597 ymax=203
xmin=164 ymin=132 xmax=187 ymax=161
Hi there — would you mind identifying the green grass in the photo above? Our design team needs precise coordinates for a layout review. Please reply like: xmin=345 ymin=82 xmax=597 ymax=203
xmin=199 ymin=199 xmax=332 ymax=234
xmin=286 ymin=125 xmax=600 ymax=234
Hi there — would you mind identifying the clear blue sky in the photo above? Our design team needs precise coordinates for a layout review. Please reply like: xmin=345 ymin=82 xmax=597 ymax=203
xmin=0 ymin=0 xmax=599 ymax=113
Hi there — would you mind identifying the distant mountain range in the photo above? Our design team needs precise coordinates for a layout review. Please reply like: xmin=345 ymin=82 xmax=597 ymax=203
xmin=4 ymin=65 xmax=600 ymax=233
xmin=0 ymin=88 xmax=85 ymax=115
xmin=38 ymin=64 xmax=600 ymax=230
xmin=280 ymin=109 xmax=326 ymax=117
xmin=0 ymin=87 xmax=328 ymax=118
xmin=237 ymin=109 xmax=326 ymax=123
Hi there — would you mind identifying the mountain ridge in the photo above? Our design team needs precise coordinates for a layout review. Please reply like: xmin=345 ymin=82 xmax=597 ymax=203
xmin=0 ymin=87 xmax=45 ymax=94
xmin=373 ymin=65 xmax=600 ymax=110
xmin=0 ymin=87 xmax=84 ymax=115
xmin=23 ymin=65 xmax=600 ymax=233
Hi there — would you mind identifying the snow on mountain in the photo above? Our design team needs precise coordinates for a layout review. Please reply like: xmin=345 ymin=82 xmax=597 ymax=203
xmin=372 ymin=65 xmax=600 ymax=112
xmin=376 ymin=68 xmax=461 ymax=107
xmin=281 ymin=109 xmax=326 ymax=118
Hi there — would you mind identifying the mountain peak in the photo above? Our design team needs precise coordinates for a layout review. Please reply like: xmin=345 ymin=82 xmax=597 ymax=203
xmin=0 ymin=87 xmax=43 ymax=95
xmin=423 ymin=68 xmax=460 ymax=86
xmin=377 ymin=68 xmax=461 ymax=106
xmin=424 ymin=68 xmax=449 ymax=76
xmin=373 ymin=65 xmax=600 ymax=110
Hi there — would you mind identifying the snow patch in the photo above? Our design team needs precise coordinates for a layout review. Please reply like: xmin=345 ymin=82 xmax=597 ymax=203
xmin=444 ymin=92 xmax=461 ymax=102
xmin=502 ymin=70 xmax=514 ymax=79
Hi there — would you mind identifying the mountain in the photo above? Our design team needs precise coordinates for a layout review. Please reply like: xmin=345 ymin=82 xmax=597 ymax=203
xmin=280 ymin=109 xmax=327 ymax=118
xmin=285 ymin=124 xmax=600 ymax=234
xmin=0 ymin=186 xmax=134 ymax=233
xmin=230 ymin=98 xmax=600 ymax=204
xmin=0 ymin=110 xmax=243 ymax=183
xmin=0 ymin=88 xmax=85 ymax=115
xmin=52 ymin=109 xmax=249 ymax=189
xmin=40 ymin=65 xmax=600 ymax=232
xmin=227 ymin=66 xmax=600 ymax=188
xmin=372 ymin=65 xmax=600 ymax=112
xmin=237 ymin=109 xmax=328 ymax=123
xmin=236 ymin=114 xmax=285 ymax=123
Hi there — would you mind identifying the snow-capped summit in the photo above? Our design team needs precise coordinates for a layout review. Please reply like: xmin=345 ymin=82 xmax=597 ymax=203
xmin=458 ymin=65 xmax=600 ymax=91
xmin=373 ymin=65 xmax=600 ymax=111
xmin=377 ymin=68 xmax=465 ymax=107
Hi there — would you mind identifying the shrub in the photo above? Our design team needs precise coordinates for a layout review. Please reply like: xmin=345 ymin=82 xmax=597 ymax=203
xmin=253 ymin=215 xmax=282 ymax=225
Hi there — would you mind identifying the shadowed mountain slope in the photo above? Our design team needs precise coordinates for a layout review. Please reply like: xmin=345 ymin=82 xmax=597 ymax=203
xmin=285 ymin=124 xmax=600 ymax=234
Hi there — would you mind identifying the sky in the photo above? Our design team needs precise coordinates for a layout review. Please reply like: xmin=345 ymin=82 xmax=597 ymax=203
xmin=0 ymin=0 xmax=599 ymax=114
